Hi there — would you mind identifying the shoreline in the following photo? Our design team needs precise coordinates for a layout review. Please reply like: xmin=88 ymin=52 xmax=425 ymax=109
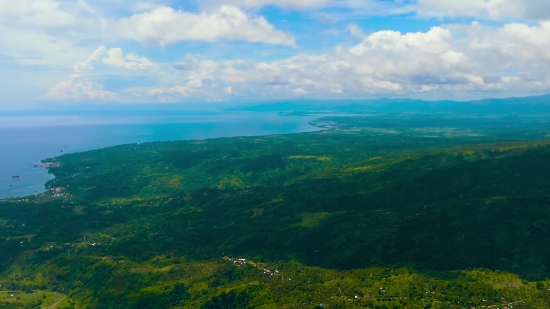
xmin=0 ymin=115 xmax=328 ymax=201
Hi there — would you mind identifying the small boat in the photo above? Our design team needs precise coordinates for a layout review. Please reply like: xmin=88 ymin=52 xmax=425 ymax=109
xmin=12 ymin=175 xmax=20 ymax=178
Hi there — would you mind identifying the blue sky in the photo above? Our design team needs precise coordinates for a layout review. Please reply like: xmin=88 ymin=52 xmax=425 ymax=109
xmin=0 ymin=0 xmax=549 ymax=108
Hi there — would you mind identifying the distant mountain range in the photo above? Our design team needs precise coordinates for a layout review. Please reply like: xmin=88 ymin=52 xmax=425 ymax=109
xmin=228 ymin=94 xmax=550 ymax=115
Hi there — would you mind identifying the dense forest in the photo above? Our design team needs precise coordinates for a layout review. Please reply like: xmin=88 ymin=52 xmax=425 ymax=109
xmin=2 ymin=115 xmax=550 ymax=308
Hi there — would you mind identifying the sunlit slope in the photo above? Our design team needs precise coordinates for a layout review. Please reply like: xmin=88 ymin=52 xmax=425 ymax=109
xmin=44 ymin=120 xmax=546 ymax=202
xmin=4 ymin=122 xmax=550 ymax=307
xmin=36 ymin=134 xmax=550 ymax=279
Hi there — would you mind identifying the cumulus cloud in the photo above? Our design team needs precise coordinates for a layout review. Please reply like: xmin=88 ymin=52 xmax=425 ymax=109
xmin=133 ymin=22 xmax=550 ymax=102
xmin=0 ymin=1 xmax=100 ymax=72
xmin=145 ymin=81 xmax=205 ymax=102
xmin=6 ymin=0 xmax=550 ymax=104
xmin=43 ymin=75 xmax=117 ymax=101
xmin=417 ymin=0 xmax=550 ymax=20
xmin=111 ymin=5 xmax=296 ymax=46
xmin=0 ymin=0 xmax=81 ymax=27
xmin=44 ymin=46 xmax=154 ymax=101
xmin=0 ymin=0 xmax=295 ymax=65
xmin=472 ymin=22 xmax=550 ymax=62
xmin=74 ymin=46 xmax=155 ymax=71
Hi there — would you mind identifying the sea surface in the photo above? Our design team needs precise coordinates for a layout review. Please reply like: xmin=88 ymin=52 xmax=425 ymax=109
xmin=0 ymin=110 xmax=319 ymax=199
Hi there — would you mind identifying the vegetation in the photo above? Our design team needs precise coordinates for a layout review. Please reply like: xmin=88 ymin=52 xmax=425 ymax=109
xmin=3 ymin=115 xmax=550 ymax=307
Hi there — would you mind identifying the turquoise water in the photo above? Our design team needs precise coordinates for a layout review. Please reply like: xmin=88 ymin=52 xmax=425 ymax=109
xmin=0 ymin=111 xmax=319 ymax=199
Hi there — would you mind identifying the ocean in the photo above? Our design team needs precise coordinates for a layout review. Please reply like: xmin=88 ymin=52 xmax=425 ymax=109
xmin=0 ymin=110 xmax=319 ymax=199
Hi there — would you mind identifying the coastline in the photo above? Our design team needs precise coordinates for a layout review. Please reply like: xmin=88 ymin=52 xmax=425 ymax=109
xmin=0 ymin=112 xmax=326 ymax=200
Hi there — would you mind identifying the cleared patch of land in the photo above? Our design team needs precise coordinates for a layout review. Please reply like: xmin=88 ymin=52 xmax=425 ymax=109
xmin=295 ymin=211 xmax=347 ymax=228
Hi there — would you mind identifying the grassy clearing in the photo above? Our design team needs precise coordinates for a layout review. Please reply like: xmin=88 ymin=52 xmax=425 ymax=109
xmin=295 ymin=212 xmax=347 ymax=228
xmin=361 ymin=127 xmax=401 ymax=134
xmin=218 ymin=175 xmax=245 ymax=189
xmin=316 ymin=156 xmax=332 ymax=162
xmin=0 ymin=291 xmax=66 ymax=308
xmin=73 ymin=206 xmax=86 ymax=215
xmin=288 ymin=155 xmax=332 ymax=162
xmin=10 ymin=234 xmax=38 ymax=240
xmin=484 ymin=196 xmax=508 ymax=204
xmin=252 ymin=208 xmax=264 ymax=217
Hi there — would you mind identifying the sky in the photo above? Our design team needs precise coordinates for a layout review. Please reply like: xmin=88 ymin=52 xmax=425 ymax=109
xmin=1 ymin=0 xmax=550 ymax=108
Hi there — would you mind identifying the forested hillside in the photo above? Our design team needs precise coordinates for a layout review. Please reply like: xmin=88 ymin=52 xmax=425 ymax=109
xmin=2 ymin=116 xmax=550 ymax=308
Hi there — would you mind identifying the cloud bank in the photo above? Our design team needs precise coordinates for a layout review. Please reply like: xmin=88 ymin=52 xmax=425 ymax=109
xmin=1 ymin=0 xmax=549 ymax=105
xmin=47 ymin=21 xmax=550 ymax=102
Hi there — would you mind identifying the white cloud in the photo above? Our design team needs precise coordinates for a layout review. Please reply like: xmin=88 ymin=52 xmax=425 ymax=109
xmin=74 ymin=46 xmax=155 ymax=71
xmin=104 ymin=49 xmax=155 ymax=69
xmin=0 ymin=0 xmax=295 ymax=75
xmin=350 ymin=27 xmax=451 ymax=55
xmin=0 ymin=25 xmax=89 ymax=68
xmin=111 ymin=5 xmax=296 ymax=46
xmin=73 ymin=46 xmax=109 ymax=71
xmin=0 ymin=1 xmax=296 ymax=47
xmin=126 ymin=21 xmax=550 ymax=102
xmin=0 ymin=1 xmax=100 ymax=80
xmin=0 ymin=0 xmax=296 ymax=104
xmin=417 ymin=0 xmax=550 ymax=20
xmin=0 ymin=0 xmax=79 ymax=27
xmin=210 ymin=0 xmax=548 ymax=20
xmin=199 ymin=0 xmax=411 ymax=12
xmin=348 ymin=23 xmax=366 ymax=38
xmin=43 ymin=74 xmax=117 ymax=101
xmin=147 ymin=85 xmax=191 ymax=98
xmin=130 ymin=1 xmax=168 ymax=13
xmin=144 ymin=78 xmax=208 ymax=102
xmin=200 ymin=0 xmax=329 ymax=9
xmin=4 ymin=1 xmax=550 ymax=105
xmin=44 ymin=46 xmax=154 ymax=101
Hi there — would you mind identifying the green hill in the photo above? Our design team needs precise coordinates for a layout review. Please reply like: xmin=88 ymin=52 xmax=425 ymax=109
xmin=2 ymin=116 xmax=550 ymax=308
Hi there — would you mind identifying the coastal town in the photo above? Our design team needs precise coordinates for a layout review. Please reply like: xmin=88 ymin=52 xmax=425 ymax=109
xmin=0 ymin=186 xmax=70 ymax=205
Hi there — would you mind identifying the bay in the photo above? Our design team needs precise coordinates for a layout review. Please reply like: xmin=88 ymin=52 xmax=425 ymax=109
xmin=0 ymin=111 xmax=319 ymax=199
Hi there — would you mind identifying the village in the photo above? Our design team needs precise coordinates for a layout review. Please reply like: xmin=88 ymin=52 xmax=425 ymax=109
xmin=224 ymin=256 xmax=280 ymax=277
